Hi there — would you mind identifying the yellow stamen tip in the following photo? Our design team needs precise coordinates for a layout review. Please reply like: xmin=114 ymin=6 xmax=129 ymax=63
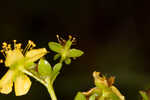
xmin=28 ymin=40 xmax=32 ymax=44
xmin=2 ymin=42 xmax=7 ymax=46
xmin=13 ymin=40 xmax=17 ymax=43
xmin=56 ymin=34 xmax=59 ymax=38
xmin=69 ymin=35 xmax=72 ymax=40
xmin=0 ymin=59 xmax=3 ymax=63
xmin=1 ymin=50 xmax=4 ymax=52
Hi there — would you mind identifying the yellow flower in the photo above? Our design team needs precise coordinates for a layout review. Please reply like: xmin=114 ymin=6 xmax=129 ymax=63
xmin=0 ymin=40 xmax=47 ymax=96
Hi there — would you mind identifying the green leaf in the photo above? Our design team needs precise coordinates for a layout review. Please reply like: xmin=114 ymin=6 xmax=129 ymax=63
xmin=38 ymin=59 xmax=52 ymax=76
xmin=50 ymin=72 xmax=60 ymax=85
xmin=64 ymin=58 xmax=71 ymax=65
xmin=50 ymin=63 xmax=62 ymax=84
xmin=139 ymin=91 xmax=149 ymax=100
xmin=69 ymin=49 xmax=84 ymax=58
xmin=48 ymin=42 xmax=62 ymax=53
xmin=74 ymin=92 xmax=86 ymax=100
xmin=89 ymin=94 xmax=97 ymax=100
xmin=53 ymin=54 xmax=61 ymax=60
xmin=53 ymin=63 xmax=62 ymax=73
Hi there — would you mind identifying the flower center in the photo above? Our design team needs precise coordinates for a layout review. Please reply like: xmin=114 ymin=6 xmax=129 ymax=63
xmin=0 ymin=40 xmax=36 ymax=65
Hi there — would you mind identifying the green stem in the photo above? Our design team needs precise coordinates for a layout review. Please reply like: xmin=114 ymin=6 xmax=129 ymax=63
xmin=60 ymin=57 xmax=64 ymax=63
xmin=47 ymin=83 xmax=57 ymax=100
xmin=23 ymin=69 xmax=46 ymax=86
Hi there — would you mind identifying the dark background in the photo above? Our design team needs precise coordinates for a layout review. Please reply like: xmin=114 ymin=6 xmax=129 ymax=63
xmin=0 ymin=0 xmax=150 ymax=100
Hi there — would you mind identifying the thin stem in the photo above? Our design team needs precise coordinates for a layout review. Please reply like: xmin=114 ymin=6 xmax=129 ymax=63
xmin=23 ymin=69 xmax=46 ymax=86
xmin=59 ymin=57 xmax=63 ymax=63
xmin=47 ymin=83 xmax=57 ymax=100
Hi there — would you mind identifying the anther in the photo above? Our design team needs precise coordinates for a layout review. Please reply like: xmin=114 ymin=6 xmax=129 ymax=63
xmin=56 ymin=34 xmax=59 ymax=39
xmin=2 ymin=42 xmax=7 ymax=46
xmin=68 ymin=35 xmax=72 ymax=40
xmin=0 ymin=50 xmax=4 ymax=52
xmin=8 ymin=44 xmax=11 ymax=49
xmin=13 ymin=40 xmax=16 ymax=43
xmin=0 ymin=59 xmax=3 ymax=63
xmin=28 ymin=40 xmax=32 ymax=44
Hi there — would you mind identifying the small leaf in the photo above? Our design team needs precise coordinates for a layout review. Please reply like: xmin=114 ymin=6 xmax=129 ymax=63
xmin=74 ymin=92 xmax=86 ymax=100
xmin=50 ymin=72 xmax=60 ymax=85
xmin=139 ymin=91 xmax=149 ymax=100
xmin=50 ymin=63 xmax=62 ymax=84
xmin=69 ymin=49 xmax=84 ymax=58
xmin=64 ymin=58 xmax=71 ymax=65
xmin=53 ymin=54 xmax=61 ymax=60
xmin=38 ymin=59 xmax=52 ymax=76
xmin=53 ymin=63 xmax=62 ymax=73
xmin=48 ymin=42 xmax=62 ymax=53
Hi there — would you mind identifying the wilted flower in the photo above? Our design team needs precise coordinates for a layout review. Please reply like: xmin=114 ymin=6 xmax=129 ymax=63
xmin=0 ymin=40 xmax=47 ymax=96
xmin=93 ymin=71 xmax=125 ymax=100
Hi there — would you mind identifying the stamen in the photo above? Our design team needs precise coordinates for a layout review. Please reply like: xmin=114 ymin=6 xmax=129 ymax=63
xmin=2 ymin=42 xmax=8 ymax=51
xmin=72 ymin=37 xmax=76 ymax=42
xmin=0 ymin=50 xmax=6 ymax=58
xmin=68 ymin=35 xmax=72 ymax=40
xmin=30 ymin=41 xmax=36 ymax=49
xmin=13 ymin=40 xmax=17 ymax=48
xmin=2 ymin=42 xmax=7 ymax=46
xmin=56 ymin=34 xmax=67 ymax=45
xmin=16 ymin=43 xmax=22 ymax=49
xmin=23 ymin=40 xmax=31 ymax=54
xmin=7 ymin=44 xmax=11 ymax=50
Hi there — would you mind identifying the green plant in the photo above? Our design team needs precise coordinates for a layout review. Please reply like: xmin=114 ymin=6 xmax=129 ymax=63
xmin=0 ymin=35 xmax=148 ymax=100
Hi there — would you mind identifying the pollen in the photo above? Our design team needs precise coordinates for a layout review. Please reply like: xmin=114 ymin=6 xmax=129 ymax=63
xmin=2 ymin=42 xmax=7 ymax=46
xmin=0 ymin=59 xmax=3 ymax=63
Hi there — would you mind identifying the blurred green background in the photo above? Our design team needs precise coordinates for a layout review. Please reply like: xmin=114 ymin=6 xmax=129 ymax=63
xmin=0 ymin=0 xmax=150 ymax=100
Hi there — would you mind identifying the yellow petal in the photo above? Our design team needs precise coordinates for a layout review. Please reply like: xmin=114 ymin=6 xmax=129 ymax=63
xmin=5 ymin=50 xmax=24 ymax=67
xmin=110 ymin=86 xmax=125 ymax=100
xmin=25 ymin=48 xmax=47 ymax=63
xmin=14 ymin=74 xmax=31 ymax=96
xmin=0 ymin=82 xmax=13 ymax=94
xmin=0 ymin=70 xmax=14 ymax=94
